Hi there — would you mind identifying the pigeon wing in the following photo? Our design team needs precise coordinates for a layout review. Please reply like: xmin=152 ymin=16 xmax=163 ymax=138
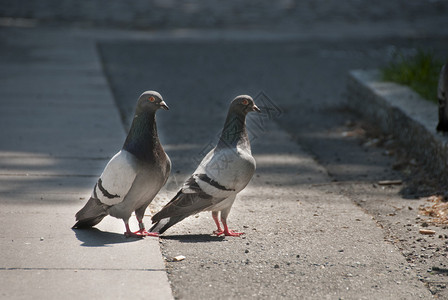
xmin=94 ymin=150 xmax=138 ymax=206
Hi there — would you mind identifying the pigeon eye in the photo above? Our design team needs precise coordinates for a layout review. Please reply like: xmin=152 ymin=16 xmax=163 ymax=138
xmin=149 ymin=96 xmax=156 ymax=102
xmin=242 ymin=99 xmax=249 ymax=105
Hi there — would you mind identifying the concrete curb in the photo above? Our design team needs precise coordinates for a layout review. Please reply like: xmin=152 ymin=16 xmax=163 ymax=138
xmin=347 ymin=69 xmax=448 ymax=181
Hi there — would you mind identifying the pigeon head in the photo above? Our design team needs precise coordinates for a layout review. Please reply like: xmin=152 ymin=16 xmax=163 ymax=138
xmin=136 ymin=91 xmax=169 ymax=113
xmin=229 ymin=95 xmax=261 ymax=115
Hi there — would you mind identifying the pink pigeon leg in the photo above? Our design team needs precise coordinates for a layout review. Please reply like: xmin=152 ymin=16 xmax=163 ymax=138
xmin=124 ymin=221 xmax=158 ymax=238
xmin=221 ymin=218 xmax=244 ymax=237
xmin=133 ymin=218 xmax=159 ymax=237
xmin=124 ymin=222 xmax=144 ymax=238
xmin=212 ymin=211 xmax=224 ymax=236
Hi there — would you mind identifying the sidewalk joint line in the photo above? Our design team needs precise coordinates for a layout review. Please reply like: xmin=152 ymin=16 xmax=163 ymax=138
xmin=0 ymin=267 xmax=166 ymax=272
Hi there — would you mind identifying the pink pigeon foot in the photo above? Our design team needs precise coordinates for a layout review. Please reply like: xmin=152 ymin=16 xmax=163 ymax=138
xmin=213 ymin=229 xmax=224 ymax=236
xmin=124 ymin=223 xmax=158 ymax=238
xmin=223 ymin=228 xmax=244 ymax=236
xmin=212 ymin=216 xmax=244 ymax=236
xmin=217 ymin=220 xmax=244 ymax=236
xmin=214 ymin=226 xmax=244 ymax=237
xmin=134 ymin=229 xmax=159 ymax=237
xmin=124 ymin=230 xmax=145 ymax=238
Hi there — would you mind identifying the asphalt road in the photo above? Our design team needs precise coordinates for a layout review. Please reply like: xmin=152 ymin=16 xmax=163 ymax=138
xmin=99 ymin=33 xmax=448 ymax=298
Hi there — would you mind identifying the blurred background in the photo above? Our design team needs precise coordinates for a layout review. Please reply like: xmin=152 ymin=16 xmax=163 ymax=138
xmin=1 ymin=1 xmax=448 ymax=182
xmin=1 ymin=0 xmax=447 ymax=31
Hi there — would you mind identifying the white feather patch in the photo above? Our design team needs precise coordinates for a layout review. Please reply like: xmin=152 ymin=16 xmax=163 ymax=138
xmin=195 ymin=147 xmax=255 ymax=195
xmin=194 ymin=174 xmax=235 ymax=199
xmin=94 ymin=150 xmax=138 ymax=206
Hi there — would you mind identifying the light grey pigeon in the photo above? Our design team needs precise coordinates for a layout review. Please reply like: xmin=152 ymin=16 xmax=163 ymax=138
xmin=150 ymin=95 xmax=260 ymax=236
xmin=437 ymin=63 xmax=448 ymax=132
xmin=73 ymin=91 xmax=171 ymax=238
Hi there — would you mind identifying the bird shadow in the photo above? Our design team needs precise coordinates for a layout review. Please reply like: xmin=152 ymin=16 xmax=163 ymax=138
xmin=72 ymin=228 xmax=143 ymax=247
xmin=160 ymin=234 xmax=225 ymax=243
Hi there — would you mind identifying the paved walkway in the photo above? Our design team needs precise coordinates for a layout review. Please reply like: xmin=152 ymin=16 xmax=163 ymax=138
xmin=0 ymin=23 xmax=438 ymax=299
xmin=0 ymin=26 xmax=172 ymax=299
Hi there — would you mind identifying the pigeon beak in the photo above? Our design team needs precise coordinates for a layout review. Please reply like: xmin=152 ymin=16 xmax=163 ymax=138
xmin=252 ymin=104 xmax=261 ymax=113
xmin=160 ymin=101 xmax=170 ymax=110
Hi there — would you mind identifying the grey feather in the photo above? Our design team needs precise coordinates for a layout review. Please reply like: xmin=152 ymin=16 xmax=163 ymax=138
xmin=150 ymin=95 xmax=259 ymax=235
xmin=73 ymin=197 xmax=109 ymax=228
xmin=150 ymin=215 xmax=189 ymax=234
xmin=73 ymin=91 xmax=170 ymax=235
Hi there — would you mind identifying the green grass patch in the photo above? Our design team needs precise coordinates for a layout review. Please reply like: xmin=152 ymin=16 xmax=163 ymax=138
xmin=381 ymin=50 xmax=445 ymax=103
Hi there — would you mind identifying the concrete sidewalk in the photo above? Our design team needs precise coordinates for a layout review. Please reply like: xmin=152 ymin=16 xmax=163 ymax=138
xmin=0 ymin=26 xmax=172 ymax=299
xmin=0 ymin=24 xmax=439 ymax=299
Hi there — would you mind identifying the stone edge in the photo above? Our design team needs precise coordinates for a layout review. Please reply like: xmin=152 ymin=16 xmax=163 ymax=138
xmin=346 ymin=69 xmax=448 ymax=181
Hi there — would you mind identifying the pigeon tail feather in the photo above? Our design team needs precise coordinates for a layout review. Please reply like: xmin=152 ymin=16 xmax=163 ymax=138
xmin=149 ymin=188 xmax=211 ymax=234
xmin=73 ymin=197 xmax=109 ymax=228
xmin=149 ymin=215 xmax=188 ymax=234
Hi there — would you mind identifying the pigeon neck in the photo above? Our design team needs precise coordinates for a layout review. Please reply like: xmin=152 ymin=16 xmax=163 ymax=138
xmin=123 ymin=111 xmax=162 ymax=162
xmin=217 ymin=110 xmax=250 ymax=149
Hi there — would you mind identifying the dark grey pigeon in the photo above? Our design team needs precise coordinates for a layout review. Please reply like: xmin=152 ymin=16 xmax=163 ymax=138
xmin=150 ymin=95 xmax=260 ymax=236
xmin=73 ymin=91 xmax=171 ymax=237
xmin=437 ymin=63 xmax=448 ymax=132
